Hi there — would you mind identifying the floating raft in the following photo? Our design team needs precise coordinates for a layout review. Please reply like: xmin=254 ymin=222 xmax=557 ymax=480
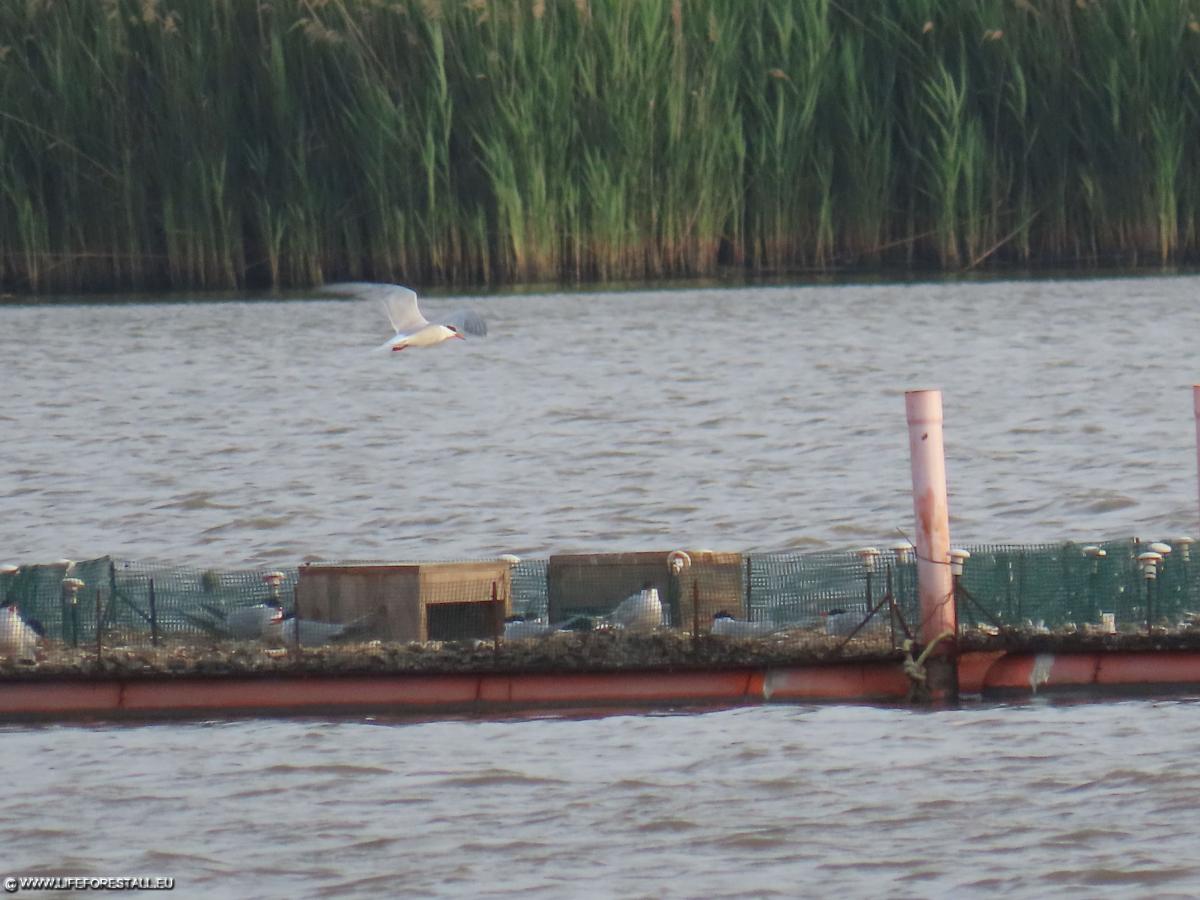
xmin=5 ymin=631 xmax=1200 ymax=720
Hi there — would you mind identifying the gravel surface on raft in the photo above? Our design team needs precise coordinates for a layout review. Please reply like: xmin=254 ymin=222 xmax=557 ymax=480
xmin=956 ymin=626 xmax=1200 ymax=653
xmin=6 ymin=626 xmax=1200 ymax=682
xmin=0 ymin=629 xmax=904 ymax=680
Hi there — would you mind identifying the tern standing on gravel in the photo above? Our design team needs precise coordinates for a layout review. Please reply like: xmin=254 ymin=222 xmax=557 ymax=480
xmin=322 ymin=282 xmax=488 ymax=352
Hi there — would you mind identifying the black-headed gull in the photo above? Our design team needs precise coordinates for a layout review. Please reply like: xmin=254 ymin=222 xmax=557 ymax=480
xmin=322 ymin=281 xmax=487 ymax=352
xmin=1 ymin=601 xmax=43 ymax=662
xmin=604 ymin=585 xmax=664 ymax=631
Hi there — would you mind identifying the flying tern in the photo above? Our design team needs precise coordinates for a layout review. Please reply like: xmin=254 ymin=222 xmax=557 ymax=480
xmin=322 ymin=282 xmax=488 ymax=352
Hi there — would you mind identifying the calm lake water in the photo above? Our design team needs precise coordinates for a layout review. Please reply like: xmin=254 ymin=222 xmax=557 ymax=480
xmin=4 ymin=700 xmax=1200 ymax=898
xmin=3 ymin=275 xmax=1200 ymax=897
xmin=3 ymin=276 xmax=1198 ymax=567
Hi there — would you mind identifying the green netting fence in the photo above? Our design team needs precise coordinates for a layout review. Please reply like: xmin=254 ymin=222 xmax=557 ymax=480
xmin=956 ymin=539 xmax=1198 ymax=632
xmin=1 ymin=540 xmax=1197 ymax=652
xmin=0 ymin=559 xmax=298 ymax=648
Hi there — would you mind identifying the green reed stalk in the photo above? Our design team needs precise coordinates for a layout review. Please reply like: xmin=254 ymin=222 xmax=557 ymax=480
xmin=4 ymin=0 xmax=1200 ymax=292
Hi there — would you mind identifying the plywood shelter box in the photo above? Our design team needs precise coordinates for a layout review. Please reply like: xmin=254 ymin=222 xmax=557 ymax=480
xmin=296 ymin=562 xmax=512 ymax=643
xmin=547 ymin=551 xmax=744 ymax=630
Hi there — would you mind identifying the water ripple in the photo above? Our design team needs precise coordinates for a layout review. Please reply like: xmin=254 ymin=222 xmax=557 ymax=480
xmin=4 ymin=277 xmax=1199 ymax=566
xmin=4 ymin=281 xmax=1200 ymax=894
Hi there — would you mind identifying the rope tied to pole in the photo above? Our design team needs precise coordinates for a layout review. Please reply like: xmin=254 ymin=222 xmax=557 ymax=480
xmin=901 ymin=629 xmax=955 ymax=701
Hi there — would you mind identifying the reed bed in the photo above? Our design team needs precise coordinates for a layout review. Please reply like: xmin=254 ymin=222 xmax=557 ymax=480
xmin=3 ymin=0 xmax=1200 ymax=292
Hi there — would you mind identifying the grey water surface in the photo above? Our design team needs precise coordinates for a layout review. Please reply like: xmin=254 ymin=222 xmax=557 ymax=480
xmin=3 ymin=700 xmax=1200 ymax=898
xmin=2 ymin=276 xmax=1200 ymax=898
xmin=2 ymin=276 xmax=1198 ymax=566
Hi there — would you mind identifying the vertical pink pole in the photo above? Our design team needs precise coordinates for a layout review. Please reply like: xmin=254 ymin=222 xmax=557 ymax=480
xmin=906 ymin=390 xmax=955 ymax=644
xmin=1194 ymin=385 xmax=1200 ymax=529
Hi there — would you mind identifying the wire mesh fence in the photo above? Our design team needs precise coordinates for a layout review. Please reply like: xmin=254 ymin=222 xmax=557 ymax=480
xmin=0 ymin=558 xmax=299 ymax=649
xmin=956 ymin=539 xmax=1199 ymax=634
xmin=2 ymin=539 xmax=1198 ymax=665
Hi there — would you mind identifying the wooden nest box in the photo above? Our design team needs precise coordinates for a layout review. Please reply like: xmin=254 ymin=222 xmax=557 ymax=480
xmin=546 ymin=550 xmax=744 ymax=630
xmin=296 ymin=561 xmax=512 ymax=643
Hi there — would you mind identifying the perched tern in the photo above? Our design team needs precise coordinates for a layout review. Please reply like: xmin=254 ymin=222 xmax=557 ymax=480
xmin=322 ymin=281 xmax=487 ymax=352
xmin=822 ymin=606 xmax=886 ymax=637
xmin=264 ymin=609 xmax=375 ymax=646
xmin=503 ymin=615 xmax=555 ymax=640
xmin=710 ymin=611 xmax=778 ymax=638
xmin=181 ymin=598 xmax=283 ymax=640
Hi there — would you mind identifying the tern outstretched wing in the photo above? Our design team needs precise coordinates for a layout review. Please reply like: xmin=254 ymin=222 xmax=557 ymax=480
xmin=319 ymin=281 xmax=486 ymax=337
xmin=438 ymin=309 xmax=488 ymax=337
